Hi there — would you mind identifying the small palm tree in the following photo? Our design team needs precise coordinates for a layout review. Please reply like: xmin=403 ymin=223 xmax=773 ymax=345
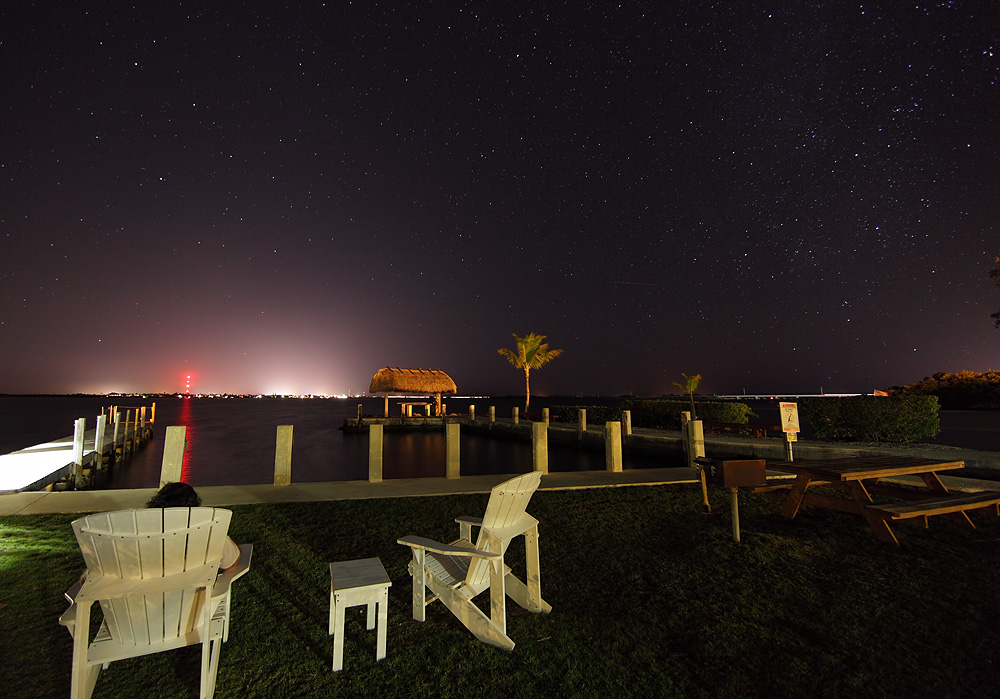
xmin=498 ymin=333 xmax=564 ymax=413
xmin=673 ymin=372 xmax=701 ymax=419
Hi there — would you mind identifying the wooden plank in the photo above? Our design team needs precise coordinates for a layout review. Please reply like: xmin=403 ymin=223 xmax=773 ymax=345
xmin=768 ymin=457 xmax=966 ymax=481
xmin=867 ymin=492 xmax=1000 ymax=520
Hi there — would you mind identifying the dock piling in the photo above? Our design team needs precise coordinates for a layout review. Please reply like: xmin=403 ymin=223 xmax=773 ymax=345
xmin=368 ymin=424 xmax=384 ymax=482
xmin=274 ymin=425 xmax=293 ymax=486
xmin=445 ymin=422 xmax=460 ymax=479
xmin=160 ymin=426 xmax=187 ymax=487
xmin=605 ymin=421 xmax=623 ymax=472
xmin=532 ymin=421 xmax=549 ymax=474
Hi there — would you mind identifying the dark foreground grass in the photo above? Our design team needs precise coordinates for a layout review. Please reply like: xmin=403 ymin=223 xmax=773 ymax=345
xmin=3 ymin=483 xmax=1000 ymax=698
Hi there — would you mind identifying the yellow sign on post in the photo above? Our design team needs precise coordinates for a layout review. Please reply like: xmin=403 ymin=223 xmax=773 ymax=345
xmin=779 ymin=402 xmax=800 ymax=433
xmin=779 ymin=402 xmax=799 ymax=460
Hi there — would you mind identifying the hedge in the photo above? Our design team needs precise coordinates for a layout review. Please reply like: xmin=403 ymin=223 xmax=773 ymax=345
xmin=550 ymin=401 xmax=755 ymax=430
xmin=799 ymin=395 xmax=940 ymax=443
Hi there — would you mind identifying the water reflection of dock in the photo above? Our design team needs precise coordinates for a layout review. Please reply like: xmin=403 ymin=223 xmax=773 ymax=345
xmin=0 ymin=407 xmax=154 ymax=493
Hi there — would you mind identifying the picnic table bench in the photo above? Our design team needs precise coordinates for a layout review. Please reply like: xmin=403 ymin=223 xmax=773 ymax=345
xmin=867 ymin=491 xmax=1000 ymax=525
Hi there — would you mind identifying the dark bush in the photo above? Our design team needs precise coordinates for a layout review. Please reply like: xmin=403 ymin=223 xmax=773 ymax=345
xmin=548 ymin=405 xmax=622 ymax=424
xmin=799 ymin=396 xmax=940 ymax=442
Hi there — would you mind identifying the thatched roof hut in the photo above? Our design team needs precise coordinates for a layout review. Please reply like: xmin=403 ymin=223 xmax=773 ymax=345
xmin=369 ymin=367 xmax=457 ymax=416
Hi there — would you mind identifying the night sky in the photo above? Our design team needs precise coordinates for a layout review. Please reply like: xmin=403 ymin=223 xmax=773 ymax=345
xmin=2 ymin=2 xmax=998 ymax=397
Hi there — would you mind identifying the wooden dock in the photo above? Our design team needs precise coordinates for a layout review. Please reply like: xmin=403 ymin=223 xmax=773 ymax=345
xmin=0 ymin=408 xmax=154 ymax=493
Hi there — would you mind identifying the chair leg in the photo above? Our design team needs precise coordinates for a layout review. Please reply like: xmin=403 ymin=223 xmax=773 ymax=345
xmin=524 ymin=525 xmax=545 ymax=611
xmin=489 ymin=558 xmax=506 ymax=636
xmin=205 ymin=636 xmax=222 ymax=699
xmin=411 ymin=549 xmax=426 ymax=622
xmin=70 ymin=602 xmax=99 ymax=699
xmin=200 ymin=595 xmax=216 ymax=699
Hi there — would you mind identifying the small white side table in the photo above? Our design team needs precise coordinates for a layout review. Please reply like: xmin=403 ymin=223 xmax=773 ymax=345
xmin=328 ymin=557 xmax=391 ymax=671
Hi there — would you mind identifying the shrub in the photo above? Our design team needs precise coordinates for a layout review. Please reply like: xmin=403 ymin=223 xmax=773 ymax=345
xmin=799 ymin=396 xmax=940 ymax=443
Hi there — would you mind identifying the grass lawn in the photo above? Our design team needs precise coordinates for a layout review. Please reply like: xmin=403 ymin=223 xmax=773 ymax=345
xmin=3 ymin=482 xmax=1000 ymax=698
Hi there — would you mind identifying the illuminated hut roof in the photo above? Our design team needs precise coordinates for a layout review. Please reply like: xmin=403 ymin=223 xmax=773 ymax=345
xmin=369 ymin=367 xmax=457 ymax=395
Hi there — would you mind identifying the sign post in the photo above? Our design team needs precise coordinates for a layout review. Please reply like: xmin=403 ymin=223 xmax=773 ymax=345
xmin=779 ymin=402 xmax=800 ymax=460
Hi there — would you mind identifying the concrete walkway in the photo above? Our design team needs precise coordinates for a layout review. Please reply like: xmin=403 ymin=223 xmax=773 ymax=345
xmin=0 ymin=467 xmax=709 ymax=515
xmin=3 ymin=460 xmax=999 ymax=516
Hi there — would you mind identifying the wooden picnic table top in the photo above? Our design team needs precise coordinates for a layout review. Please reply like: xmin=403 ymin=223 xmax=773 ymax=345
xmin=767 ymin=456 xmax=966 ymax=481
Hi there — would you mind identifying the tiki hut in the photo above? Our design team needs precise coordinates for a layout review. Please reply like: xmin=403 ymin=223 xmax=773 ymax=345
xmin=369 ymin=367 xmax=457 ymax=417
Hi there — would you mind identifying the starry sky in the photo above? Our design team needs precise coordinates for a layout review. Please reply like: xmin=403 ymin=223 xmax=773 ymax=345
xmin=1 ymin=1 xmax=998 ymax=397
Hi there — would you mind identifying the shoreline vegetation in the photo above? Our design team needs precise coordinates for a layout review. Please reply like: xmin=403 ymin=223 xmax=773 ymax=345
xmin=4 ymin=484 xmax=1000 ymax=697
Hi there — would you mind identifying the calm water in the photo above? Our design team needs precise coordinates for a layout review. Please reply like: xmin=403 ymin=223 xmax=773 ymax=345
xmin=1 ymin=396 xmax=996 ymax=489
xmin=0 ymin=396 xmax=672 ymax=488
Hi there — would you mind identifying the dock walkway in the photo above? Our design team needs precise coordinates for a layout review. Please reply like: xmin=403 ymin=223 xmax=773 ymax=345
xmin=0 ymin=423 xmax=150 ymax=493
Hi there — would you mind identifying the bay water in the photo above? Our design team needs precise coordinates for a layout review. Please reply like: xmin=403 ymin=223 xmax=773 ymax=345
xmin=1 ymin=396 xmax=996 ymax=489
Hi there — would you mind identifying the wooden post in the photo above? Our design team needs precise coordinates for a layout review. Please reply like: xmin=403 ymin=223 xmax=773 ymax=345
xmin=604 ymin=421 xmax=623 ymax=472
xmin=274 ymin=425 xmax=293 ymax=486
xmin=532 ymin=421 xmax=548 ymax=474
xmin=489 ymin=406 xmax=496 ymax=424
xmin=140 ymin=406 xmax=147 ymax=429
xmin=731 ymin=487 xmax=741 ymax=542
xmin=159 ymin=426 xmax=187 ymax=487
xmin=542 ymin=407 xmax=550 ymax=424
xmin=123 ymin=410 xmax=132 ymax=457
xmin=784 ymin=432 xmax=795 ymax=461
xmin=445 ymin=422 xmax=460 ymax=479
xmin=512 ymin=407 xmax=519 ymax=425
xmin=72 ymin=418 xmax=86 ymax=486
xmin=577 ymin=408 xmax=587 ymax=440
xmin=682 ymin=413 xmax=710 ymax=514
xmin=112 ymin=413 xmax=122 ymax=463
xmin=150 ymin=402 xmax=156 ymax=424
xmin=94 ymin=415 xmax=107 ymax=470
xmin=469 ymin=404 xmax=475 ymax=421
xmin=368 ymin=424 xmax=384 ymax=483
xmin=357 ymin=403 xmax=363 ymax=424
xmin=622 ymin=410 xmax=632 ymax=437
xmin=383 ymin=393 xmax=389 ymax=417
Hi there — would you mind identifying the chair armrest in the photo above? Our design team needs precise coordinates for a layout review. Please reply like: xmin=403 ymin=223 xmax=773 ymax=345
xmin=455 ymin=516 xmax=483 ymax=527
xmin=397 ymin=535 xmax=500 ymax=559
xmin=212 ymin=544 xmax=253 ymax=600
xmin=63 ymin=570 xmax=88 ymax=604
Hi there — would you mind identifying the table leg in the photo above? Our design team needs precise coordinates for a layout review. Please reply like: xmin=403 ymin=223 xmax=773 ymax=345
xmin=781 ymin=474 xmax=813 ymax=519
xmin=848 ymin=480 xmax=899 ymax=544
xmin=919 ymin=472 xmax=949 ymax=494
xmin=376 ymin=588 xmax=388 ymax=661
xmin=332 ymin=596 xmax=346 ymax=671
xmin=367 ymin=601 xmax=376 ymax=631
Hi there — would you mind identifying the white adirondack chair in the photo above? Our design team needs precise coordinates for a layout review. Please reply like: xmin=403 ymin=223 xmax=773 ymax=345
xmin=59 ymin=507 xmax=253 ymax=699
xmin=397 ymin=471 xmax=551 ymax=650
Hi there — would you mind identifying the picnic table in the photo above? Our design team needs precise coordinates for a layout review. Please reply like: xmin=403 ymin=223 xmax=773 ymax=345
xmin=766 ymin=456 xmax=1000 ymax=544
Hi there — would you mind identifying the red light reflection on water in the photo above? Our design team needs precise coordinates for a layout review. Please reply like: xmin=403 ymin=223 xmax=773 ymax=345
xmin=177 ymin=397 xmax=195 ymax=482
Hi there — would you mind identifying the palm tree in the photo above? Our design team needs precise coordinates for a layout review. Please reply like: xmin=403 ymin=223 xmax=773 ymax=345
xmin=498 ymin=333 xmax=563 ymax=413
xmin=673 ymin=372 xmax=701 ymax=419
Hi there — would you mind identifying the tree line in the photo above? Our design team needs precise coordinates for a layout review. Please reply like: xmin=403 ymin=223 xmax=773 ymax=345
xmin=887 ymin=370 xmax=1000 ymax=410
